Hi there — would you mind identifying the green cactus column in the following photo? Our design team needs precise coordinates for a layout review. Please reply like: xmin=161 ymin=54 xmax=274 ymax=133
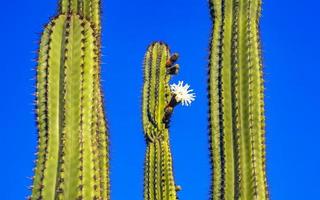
xmin=31 ymin=1 xmax=109 ymax=200
xmin=142 ymin=42 xmax=195 ymax=200
xmin=208 ymin=0 xmax=268 ymax=200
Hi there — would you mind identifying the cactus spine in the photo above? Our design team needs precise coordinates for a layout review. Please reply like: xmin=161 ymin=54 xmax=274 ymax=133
xmin=208 ymin=0 xmax=268 ymax=199
xmin=31 ymin=1 xmax=109 ymax=199
xmin=142 ymin=42 xmax=182 ymax=200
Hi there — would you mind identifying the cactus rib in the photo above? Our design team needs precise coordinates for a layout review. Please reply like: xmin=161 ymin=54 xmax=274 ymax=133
xmin=59 ymin=0 xmax=101 ymax=34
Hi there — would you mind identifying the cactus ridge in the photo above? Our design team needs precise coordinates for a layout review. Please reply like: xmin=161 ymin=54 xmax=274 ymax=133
xmin=31 ymin=0 xmax=109 ymax=199
xmin=142 ymin=42 xmax=180 ymax=200
xmin=59 ymin=0 xmax=101 ymax=31
xmin=32 ymin=20 xmax=53 ymax=200
xmin=208 ymin=0 xmax=268 ymax=199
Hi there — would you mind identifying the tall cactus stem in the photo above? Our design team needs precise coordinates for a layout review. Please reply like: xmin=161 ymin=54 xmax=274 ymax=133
xmin=31 ymin=0 xmax=109 ymax=199
xmin=142 ymin=42 xmax=184 ymax=200
xmin=208 ymin=0 xmax=269 ymax=199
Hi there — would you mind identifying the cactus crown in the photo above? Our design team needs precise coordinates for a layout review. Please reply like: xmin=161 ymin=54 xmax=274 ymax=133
xmin=31 ymin=1 xmax=109 ymax=200
xmin=208 ymin=0 xmax=268 ymax=199
xmin=143 ymin=42 xmax=173 ymax=139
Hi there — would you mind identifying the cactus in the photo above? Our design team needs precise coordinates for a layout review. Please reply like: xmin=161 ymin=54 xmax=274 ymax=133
xmin=142 ymin=42 xmax=195 ymax=200
xmin=208 ymin=0 xmax=269 ymax=199
xmin=31 ymin=1 xmax=109 ymax=199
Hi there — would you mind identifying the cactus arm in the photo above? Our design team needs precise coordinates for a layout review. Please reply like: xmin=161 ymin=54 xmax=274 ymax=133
xmin=209 ymin=0 xmax=268 ymax=199
xmin=149 ymin=46 xmax=161 ymax=133
xmin=142 ymin=43 xmax=170 ymax=141
xmin=142 ymin=42 xmax=178 ymax=200
xmin=158 ymin=49 xmax=170 ymax=131
xmin=142 ymin=50 xmax=152 ymax=139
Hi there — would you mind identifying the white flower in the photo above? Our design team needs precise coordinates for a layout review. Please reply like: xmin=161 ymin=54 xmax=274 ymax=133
xmin=170 ymin=81 xmax=196 ymax=106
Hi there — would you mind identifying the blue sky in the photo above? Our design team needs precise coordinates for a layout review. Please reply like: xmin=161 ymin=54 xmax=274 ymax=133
xmin=0 ymin=0 xmax=319 ymax=199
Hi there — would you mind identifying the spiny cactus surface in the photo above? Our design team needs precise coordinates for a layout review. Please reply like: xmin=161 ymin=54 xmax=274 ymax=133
xmin=31 ymin=1 xmax=109 ymax=199
xmin=142 ymin=42 xmax=186 ymax=200
xmin=59 ymin=0 xmax=101 ymax=35
xmin=208 ymin=0 xmax=268 ymax=199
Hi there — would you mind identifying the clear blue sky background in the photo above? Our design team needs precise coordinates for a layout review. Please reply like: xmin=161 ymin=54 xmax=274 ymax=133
xmin=0 ymin=0 xmax=319 ymax=199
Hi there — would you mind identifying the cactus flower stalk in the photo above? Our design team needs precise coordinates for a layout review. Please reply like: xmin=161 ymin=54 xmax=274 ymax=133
xmin=208 ymin=0 xmax=269 ymax=199
xmin=142 ymin=42 xmax=194 ymax=200
xmin=31 ymin=1 xmax=109 ymax=199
